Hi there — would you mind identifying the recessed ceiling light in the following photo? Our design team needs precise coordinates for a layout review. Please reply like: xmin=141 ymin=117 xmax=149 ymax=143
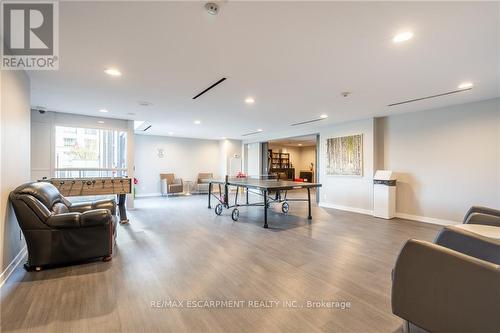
xmin=168 ymin=132 xmax=174 ymax=136
xmin=194 ymin=120 xmax=201 ymax=125
xmin=104 ymin=68 xmax=122 ymax=77
xmin=99 ymin=109 xmax=109 ymax=113
xmin=245 ymin=97 xmax=255 ymax=104
xmin=458 ymin=82 xmax=474 ymax=90
xmin=221 ymin=137 xmax=227 ymax=140
xmin=298 ymin=143 xmax=303 ymax=146
xmin=257 ymin=129 xmax=263 ymax=132
xmin=393 ymin=31 xmax=413 ymax=43
xmin=320 ymin=114 xmax=328 ymax=119
xmin=98 ymin=121 xmax=105 ymax=124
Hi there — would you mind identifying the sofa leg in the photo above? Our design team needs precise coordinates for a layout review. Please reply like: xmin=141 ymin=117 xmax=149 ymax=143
xmin=102 ymin=255 xmax=112 ymax=262
xmin=24 ymin=263 xmax=43 ymax=272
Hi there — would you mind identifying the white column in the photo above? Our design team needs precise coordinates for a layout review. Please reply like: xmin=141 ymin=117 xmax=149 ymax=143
xmin=126 ymin=120 xmax=135 ymax=209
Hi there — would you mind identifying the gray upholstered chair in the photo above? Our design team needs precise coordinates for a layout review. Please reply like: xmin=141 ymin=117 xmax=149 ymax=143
xmin=463 ymin=206 xmax=500 ymax=227
xmin=160 ymin=173 xmax=183 ymax=196
xmin=392 ymin=225 xmax=500 ymax=333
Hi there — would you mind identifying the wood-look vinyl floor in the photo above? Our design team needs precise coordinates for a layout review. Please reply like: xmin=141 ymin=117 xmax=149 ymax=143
xmin=1 ymin=191 xmax=441 ymax=333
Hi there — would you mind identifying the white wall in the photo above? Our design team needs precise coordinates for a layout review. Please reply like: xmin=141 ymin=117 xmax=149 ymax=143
xmin=245 ymin=142 xmax=261 ymax=176
xmin=219 ymin=139 xmax=243 ymax=177
xmin=319 ymin=118 xmax=375 ymax=214
xmin=134 ymin=135 xmax=221 ymax=195
xmin=0 ymin=70 xmax=31 ymax=283
xmin=299 ymin=146 xmax=317 ymax=179
xmin=380 ymin=98 xmax=500 ymax=223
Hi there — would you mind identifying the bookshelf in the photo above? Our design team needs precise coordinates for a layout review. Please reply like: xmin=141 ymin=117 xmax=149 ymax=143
xmin=268 ymin=149 xmax=294 ymax=180
xmin=270 ymin=151 xmax=290 ymax=169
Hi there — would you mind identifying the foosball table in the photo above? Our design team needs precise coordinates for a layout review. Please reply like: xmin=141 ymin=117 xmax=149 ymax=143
xmin=43 ymin=177 xmax=132 ymax=224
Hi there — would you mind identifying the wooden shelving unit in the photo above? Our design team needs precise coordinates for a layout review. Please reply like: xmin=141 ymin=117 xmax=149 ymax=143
xmin=268 ymin=149 xmax=294 ymax=180
xmin=270 ymin=151 xmax=290 ymax=169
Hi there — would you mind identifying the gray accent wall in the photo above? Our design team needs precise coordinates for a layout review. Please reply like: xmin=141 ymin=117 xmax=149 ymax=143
xmin=378 ymin=98 xmax=500 ymax=222
xmin=0 ymin=70 xmax=31 ymax=276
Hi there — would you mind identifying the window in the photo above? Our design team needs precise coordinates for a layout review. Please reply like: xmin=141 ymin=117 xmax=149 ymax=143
xmin=63 ymin=138 xmax=77 ymax=147
xmin=55 ymin=126 xmax=127 ymax=178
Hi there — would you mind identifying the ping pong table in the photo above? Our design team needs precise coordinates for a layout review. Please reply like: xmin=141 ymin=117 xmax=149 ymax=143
xmin=208 ymin=176 xmax=322 ymax=228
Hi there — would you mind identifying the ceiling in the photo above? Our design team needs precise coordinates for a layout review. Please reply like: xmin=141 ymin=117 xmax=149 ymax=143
xmin=29 ymin=1 xmax=500 ymax=140
xmin=269 ymin=135 xmax=317 ymax=148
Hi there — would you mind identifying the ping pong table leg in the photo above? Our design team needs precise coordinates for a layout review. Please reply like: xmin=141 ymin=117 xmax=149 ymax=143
xmin=307 ymin=187 xmax=312 ymax=220
xmin=235 ymin=185 xmax=239 ymax=205
xmin=224 ymin=183 xmax=229 ymax=208
xmin=208 ymin=182 xmax=212 ymax=209
xmin=263 ymin=189 xmax=269 ymax=228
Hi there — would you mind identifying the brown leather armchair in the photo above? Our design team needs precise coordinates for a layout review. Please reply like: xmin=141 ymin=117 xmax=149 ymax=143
xmin=160 ymin=173 xmax=183 ymax=195
xmin=9 ymin=182 xmax=117 ymax=271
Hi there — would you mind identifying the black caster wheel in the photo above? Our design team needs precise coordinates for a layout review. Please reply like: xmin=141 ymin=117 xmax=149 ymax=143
xmin=282 ymin=202 xmax=289 ymax=214
xmin=215 ymin=204 xmax=223 ymax=215
xmin=231 ymin=208 xmax=240 ymax=221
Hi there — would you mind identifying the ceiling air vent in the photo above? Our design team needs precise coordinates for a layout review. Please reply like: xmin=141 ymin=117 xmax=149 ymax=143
xmin=242 ymin=130 xmax=263 ymax=137
xmin=192 ymin=77 xmax=227 ymax=100
xmin=388 ymin=88 xmax=472 ymax=107
xmin=290 ymin=117 xmax=327 ymax=126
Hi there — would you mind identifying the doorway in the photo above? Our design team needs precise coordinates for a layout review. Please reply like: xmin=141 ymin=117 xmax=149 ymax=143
xmin=266 ymin=134 xmax=319 ymax=201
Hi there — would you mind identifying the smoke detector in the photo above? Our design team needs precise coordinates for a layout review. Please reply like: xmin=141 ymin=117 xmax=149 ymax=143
xmin=205 ymin=2 xmax=219 ymax=15
xmin=341 ymin=91 xmax=351 ymax=98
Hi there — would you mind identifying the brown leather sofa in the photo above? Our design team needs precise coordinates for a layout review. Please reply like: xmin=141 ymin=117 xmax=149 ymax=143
xmin=9 ymin=182 xmax=117 ymax=271
xmin=392 ymin=206 xmax=500 ymax=333
xmin=160 ymin=173 xmax=183 ymax=195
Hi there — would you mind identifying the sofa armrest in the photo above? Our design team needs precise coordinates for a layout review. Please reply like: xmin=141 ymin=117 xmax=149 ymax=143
xmin=69 ymin=199 xmax=116 ymax=215
xmin=80 ymin=209 xmax=112 ymax=228
xmin=435 ymin=226 xmax=500 ymax=264
xmin=68 ymin=202 xmax=93 ymax=213
xmin=46 ymin=213 xmax=81 ymax=229
xmin=392 ymin=239 xmax=500 ymax=333
xmin=464 ymin=206 xmax=500 ymax=223
xmin=92 ymin=199 xmax=116 ymax=215
xmin=465 ymin=212 xmax=500 ymax=227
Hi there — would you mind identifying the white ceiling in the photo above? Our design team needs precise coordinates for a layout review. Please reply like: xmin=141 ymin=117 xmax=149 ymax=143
xmin=29 ymin=1 xmax=500 ymax=140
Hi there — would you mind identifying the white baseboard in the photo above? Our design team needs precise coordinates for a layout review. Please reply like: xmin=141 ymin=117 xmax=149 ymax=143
xmin=0 ymin=245 xmax=27 ymax=288
xmin=318 ymin=202 xmax=459 ymax=226
xmin=395 ymin=212 xmax=458 ymax=226
xmin=318 ymin=202 xmax=373 ymax=216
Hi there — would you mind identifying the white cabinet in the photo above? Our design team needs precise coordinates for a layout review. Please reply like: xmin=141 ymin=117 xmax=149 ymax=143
xmin=373 ymin=170 xmax=397 ymax=219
